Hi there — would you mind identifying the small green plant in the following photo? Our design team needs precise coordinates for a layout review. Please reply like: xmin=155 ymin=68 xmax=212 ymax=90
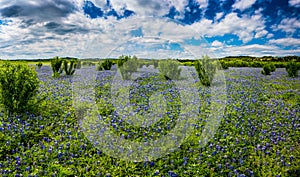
xmin=286 ymin=62 xmax=299 ymax=77
xmin=63 ymin=60 xmax=76 ymax=75
xmin=269 ymin=63 xmax=276 ymax=72
xmin=158 ymin=59 xmax=182 ymax=80
xmin=102 ymin=59 xmax=113 ymax=70
xmin=261 ymin=64 xmax=271 ymax=75
xmin=36 ymin=62 xmax=43 ymax=69
xmin=194 ymin=56 xmax=217 ymax=86
xmin=50 ymin=56 xmax=63 ymax=77
xmin=0 ymin=62 xmax=40 ymax=115
xmin=119 ymin=56 xmax=139 ymax=80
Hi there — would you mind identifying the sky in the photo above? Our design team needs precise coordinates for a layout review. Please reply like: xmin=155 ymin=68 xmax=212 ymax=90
xmin=0 ymin=0 xmax=299 ymax=59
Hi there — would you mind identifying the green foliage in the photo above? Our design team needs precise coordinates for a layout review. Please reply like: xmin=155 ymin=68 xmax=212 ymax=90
xmin=250 ymin=61 xmax=263 ymax=68
xmin=118 ymin=56 xmax=139 ymax=80
xmin=153 ymin=60 xmax=159 ymax=68
xmin=50 ymin=56 xmax=63 ymax=77
xmin=158 ymin=59 xmax=182 ymax=80
xmin=194 ymin=56 xmax=217 ymax=86
xmin=286 ymin=62 xmax=299 ymax=77
xmin=0 ymin=62 xmax=40 ymax=115
xmin=97 ymin=60 xmax=114 ymax=71
xmin=220 ymin=61 xmax=229 ymax=69
xmin=269 ymin=63 xmax=276 ymax=72
xmin=82 ymin=61 xmax=95 ymax=66
xmin=117 ymin=55 xmax=130 ymax=68
xmin=63 ymin=60 xmax=76 ymax=75
xmin=36 ymin=62 xmax=43 ymax=69
xmin=261 ymin=64 xmax=271 ymax=75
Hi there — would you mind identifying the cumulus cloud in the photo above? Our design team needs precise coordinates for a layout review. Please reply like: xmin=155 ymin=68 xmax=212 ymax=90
xmin=269 ymin=38 xmax=300 ymax=47
xmin=191 ymin=12 xmax=266 ymax=43
xmin=273 ymin=17 xmax=300 ymax=35
xmin=289 ymin=0 xmax=300 ymax=7
xmin=232 ymin=0 xmax=256 ymax=11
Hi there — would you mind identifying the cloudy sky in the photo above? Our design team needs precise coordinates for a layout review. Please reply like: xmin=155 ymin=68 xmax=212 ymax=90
xmin=0 ymin=0 xmax=299 ymax=59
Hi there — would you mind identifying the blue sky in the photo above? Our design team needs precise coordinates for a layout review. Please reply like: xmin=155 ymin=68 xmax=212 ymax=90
xmin=0 ymin=0 xmax=299 ymax=59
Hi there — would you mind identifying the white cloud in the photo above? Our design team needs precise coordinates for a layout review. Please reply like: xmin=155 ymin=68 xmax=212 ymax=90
xmin=191 ymin=12 xmax=265 ymax=43
xmin=269 ymin=38 xmax=300 ymax=46
xmin=255 ymin=30 xmax=268 ymax=38
xmin=274 ymin=17 xmax=300 ymax=35
xmin=289 ymin=0 xmax=300 ymax=7
xmin=211 ymin=40 xmax=223 ymax=47
xmin=195 ymin=0 xmax=209 ymax=9
xmin=232 ymin=0 xmax=256 ymax=11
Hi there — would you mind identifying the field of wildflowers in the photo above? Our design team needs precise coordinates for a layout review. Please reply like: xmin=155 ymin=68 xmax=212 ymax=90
xmin=0 ymin=64 xmax=299 ymax=176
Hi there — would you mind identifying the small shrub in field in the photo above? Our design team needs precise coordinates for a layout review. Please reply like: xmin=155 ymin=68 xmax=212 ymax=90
xmin=36 ymin=62 xmax=43 ymax=69
xmin=261 ymin=64 xmax=271 ymax=75
xmin=194 ymin=56 xmax=216 ymax=86
xmin=63 ymin=60 xmax=76 ymax=75
xmin=286 ymin=62 xmax=299 ymax=77
xmin=158 ymin=59 xmax=182 ymax=80
xmin=117 ymin=55 xmax=130 ymax=68
xmin=0 ymin=62 xmax=40 ymax=115
xmin=269 ymin=63 xmax=276 ymax=72
xmin=102 ymin=59 xmax=113 ymax=70
xmin=50 ymin=56 xmax=63 ymax=77
xmin=119 ymin=56 xmax=139 ymax=80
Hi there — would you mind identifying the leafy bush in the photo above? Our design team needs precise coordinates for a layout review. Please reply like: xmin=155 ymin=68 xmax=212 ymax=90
xmin=117 ymin=55 xmax=131 ymax=68
xmin=119 ymin=56 xmax=139 ymax=80
xmin=0 ymin=62 xmax=40 ymax=115
xmin=36 ymin=62 xmax=43 ymax=69
xmin=102 ymin=59 xmax=113 ymax=70
xmin=286 ymin=62 xmax=299 ymax=77
xmin=251 ymin=61 xmax=263 ymax=68
xmin=158 ymin=59 xmax=182 ymax=80
xmin=50 ymin=56 xmax=63 ymax=77
xmin=194 ymin=56 xmax=217 ymax=86
xmin=220 ymin=61 xmax=229 ymax=69
xmin=261 ymin=64 xmax=271 ymax=75
xmin=63 ymin=60 xmax=76 ymax=75
xmin=269 ymin=63 xmax=276 ymax=72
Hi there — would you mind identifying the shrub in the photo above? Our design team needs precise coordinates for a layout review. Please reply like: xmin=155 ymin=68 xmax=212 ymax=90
xmin=36 ymin=62 xmax=43 ymax=69
xmin=261 ymin=64 xmax=271 ymax=75
xmin=50 ymin=56 xmax=63 ymax=77
xmin=117 ymin=55 xmax=130 ymax=68
xmin=194 ymin=56 xmax=217 ymax=86
xmin=119 ymin=56 xmax=139 ymax=80
xmin=158 ymin=59 xmax=182 ymax=80
xmin=269 ymin=63 xmax=276 ymax=72
xmin=0 ymin=62 xmax=40 ymax=115
xmin=102 ymin=59 xmax=113 ymax=70
xmin=220 ymin=61 xmax=229 ymax=69
xmin=63 ymin=60 xmax=76 ymax=75
xmin=286 ymin=62 xmax=299 ymax=77
xmin=251 ymin=61 xmax=263 ymax=68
